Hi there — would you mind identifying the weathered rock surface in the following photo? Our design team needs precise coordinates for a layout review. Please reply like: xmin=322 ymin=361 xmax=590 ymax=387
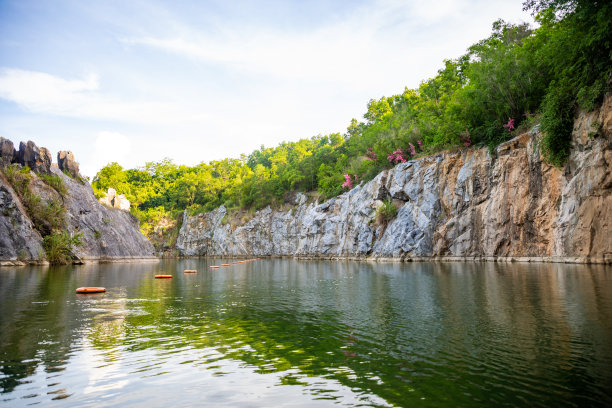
xmin=57 ymin=150 xmax=80 ymax=178
xmin=0 ymin=137 xmax=16 ymax=166
xmin=177 ymin=96 xmax=612 ymax=263
xmin=0 ymin=176 xmax=44 ymax=262
xmin=0 ymin=142 xmax=155 ymax=264
xmin=18 ymin=141 xmax=51 ymax=174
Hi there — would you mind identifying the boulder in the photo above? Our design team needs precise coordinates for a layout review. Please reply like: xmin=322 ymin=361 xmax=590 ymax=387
xmin=98 ymin=188 xmax=130 ymax=211
xmin=117 ymin=194 xmax=131 ymax=211
xmin=0 ymin=137 xmax=16 ymax=167
xmin=18 ymin=141 xmax=51 ymax=173
xmin=57 ymin=150 xmax=80 ymax=178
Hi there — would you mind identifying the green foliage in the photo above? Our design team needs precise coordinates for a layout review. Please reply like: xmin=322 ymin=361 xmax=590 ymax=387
xmin=539 ymin=80 xmax=575 ymax=165
xmin=43 ymin=232 xmax=82 ymax=265
xmin=525 ymin=0 xmax=611 ymax=164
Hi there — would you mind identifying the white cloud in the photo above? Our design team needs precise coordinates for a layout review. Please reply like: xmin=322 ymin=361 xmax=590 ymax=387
xmin=123 ymin=0 xmax=530 ymax=96
xmin=80 ymin=131 xmax=132 ymax=179
xmin=0 ymin=68 xmax=208 ymax=124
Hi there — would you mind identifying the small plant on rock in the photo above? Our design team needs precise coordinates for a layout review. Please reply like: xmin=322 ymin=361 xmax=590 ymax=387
xmin=43 ymin=232 xmax=83 ymax=265
xmin=375 ymin=199 xmax=398 ymax=228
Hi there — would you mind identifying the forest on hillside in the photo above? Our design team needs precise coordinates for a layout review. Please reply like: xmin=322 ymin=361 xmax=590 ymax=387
xmin=91 ymin=0 xmax=610 ymax=246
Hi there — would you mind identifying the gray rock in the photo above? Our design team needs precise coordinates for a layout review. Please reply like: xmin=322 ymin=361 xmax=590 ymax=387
xmin=57 ymin=150 xmax=80 ymax=178
xmin=0 ymin=177 xmax=44 ymax=261
xmin=0 ymin=137 xmax=16 ymax=167
xmin=18 ymin=141 xmax=51 ymax=174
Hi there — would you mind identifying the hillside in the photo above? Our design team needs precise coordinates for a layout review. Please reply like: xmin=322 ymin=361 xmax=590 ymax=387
xmin=0 ymin=139 xmax=155 ymax=265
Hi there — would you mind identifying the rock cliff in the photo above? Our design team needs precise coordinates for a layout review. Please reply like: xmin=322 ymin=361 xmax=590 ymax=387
xmin=0 ymin=139 xmax=155 ymax=265
xmin=177 ymin=96 xmax=611 ymax=263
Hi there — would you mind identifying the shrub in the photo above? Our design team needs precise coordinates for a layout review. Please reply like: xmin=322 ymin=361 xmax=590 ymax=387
xmin=43 ymin=232 xmax=83 ymax=265
xmin=540 ymin=81 xmax=574 ymax=166
xmin=375 ymin=199 xmax=398 ymax=227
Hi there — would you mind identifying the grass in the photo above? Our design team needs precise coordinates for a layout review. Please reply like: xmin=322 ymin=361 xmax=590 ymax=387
xmin=43 ymin=232 xmax=83 ymax=264
xmin=38 ymin=173 xmax=67 ymax=197
xmin=375 ymin=199 xmax=398 ymax=228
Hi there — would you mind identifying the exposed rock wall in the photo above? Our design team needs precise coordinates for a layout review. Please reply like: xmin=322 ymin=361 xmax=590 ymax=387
xmin=177 ymin=97 xmax=611 ymax=263
xmin=0 ymin=140 xmax=155 ymax=264
xmin=0 ymin=176 xmax=44 ymax=261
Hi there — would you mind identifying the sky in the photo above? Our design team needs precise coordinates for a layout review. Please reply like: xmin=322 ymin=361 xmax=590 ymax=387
xmin=0 ymin=0 xmax=533 ymax=179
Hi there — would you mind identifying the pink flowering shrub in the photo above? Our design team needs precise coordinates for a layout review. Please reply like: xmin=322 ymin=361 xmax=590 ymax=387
xmin=408 ymin=143 xmax=416 ymax=156
xmin=417 ymin=140 xmax=422 ymax=148
xmin=387 ymin=149 xmax=406 ymax=164
xmin=365 ymin=147 xmax=377 ymax=161
xmin=342 ymin=173 xmax=354 ymax=189
xmin=503 ymin=117 xmax=515 ymax=132
xmin=460 ymin=129 xmax=471 ymax=147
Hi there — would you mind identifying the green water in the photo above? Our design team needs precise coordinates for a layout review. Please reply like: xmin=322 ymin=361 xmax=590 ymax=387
xmin=0 ymin=259 xmax=611 ymax=407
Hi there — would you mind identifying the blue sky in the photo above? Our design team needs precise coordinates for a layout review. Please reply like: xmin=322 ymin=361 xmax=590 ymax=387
xmin=0 ymin=0 xmax=533 ymax=178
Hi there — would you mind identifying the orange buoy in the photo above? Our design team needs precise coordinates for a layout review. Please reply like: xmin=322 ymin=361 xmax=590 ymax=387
xmin=76 ymin=287 xmax=106 ymax=294
xmin=184 ymin=269 xmax=197 ymax=273
xmin=238 ymin=261 xmax=244 ymax=264
xmin=221 ymin=263 xmax=230 ymax=266
xmin=209 ymin=265 xmax=220 ymax=269
xmin=155 ymin=275 xmax=173 ymax=279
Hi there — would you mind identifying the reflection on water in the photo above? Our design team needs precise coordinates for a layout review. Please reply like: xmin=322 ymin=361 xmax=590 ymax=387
xmin=0 ymin=260 xmax=611 ymax=407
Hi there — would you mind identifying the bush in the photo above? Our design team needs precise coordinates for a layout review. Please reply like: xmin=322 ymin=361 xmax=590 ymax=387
xmin=375 ymin=199 xmax=398 ymax=227
xmin=540 ymin=81 xmax=574 ymax=166
xmin=43 ymin=232 xmax=83 ymax=265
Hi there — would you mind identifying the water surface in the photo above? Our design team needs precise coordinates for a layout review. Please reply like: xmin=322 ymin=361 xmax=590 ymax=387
xmin=1 ymin=260 xmax=611 ymax=407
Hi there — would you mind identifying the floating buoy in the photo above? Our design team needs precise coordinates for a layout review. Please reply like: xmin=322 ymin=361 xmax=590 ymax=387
xmin=221 ymin=263 xmax=230 ymax=267
xmin=238 ymin=261 xmax=244 ymax=264
xmin=209 ymin=265 xmax=220 ymax=269
xmin=184 ymin=269 xmax=197 ymax=273
xmin=76 ymin=287 xmax=106 ymax=294
xmin=155 ymin=275 xmax=173 ymax=279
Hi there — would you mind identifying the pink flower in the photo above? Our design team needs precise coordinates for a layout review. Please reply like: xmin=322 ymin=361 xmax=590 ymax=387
xmin=503 ymin=117 xmax=515 ymax=132
xmin=342 ymin=173 xmax=353 ymax=189
xmin=417 ymin=140 xmax=422 ymax=148
xmin=365 ymin=147 xmax=377 ymax=161
xmin=460 ymin=129 xmax=471 ymax=147
xmin=388 ymin=148 xmax=407 ymax=163
xmin=408 ymin=143 xmax=416 ymax=156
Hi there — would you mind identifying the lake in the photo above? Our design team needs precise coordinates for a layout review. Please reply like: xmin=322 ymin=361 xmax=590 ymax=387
xmin=1 ymin=259 xmax=611 ymax=407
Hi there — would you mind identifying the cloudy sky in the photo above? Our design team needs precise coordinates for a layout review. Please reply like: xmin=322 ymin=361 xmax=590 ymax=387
xmin=0 ymin=0 xmax=533 ymax=178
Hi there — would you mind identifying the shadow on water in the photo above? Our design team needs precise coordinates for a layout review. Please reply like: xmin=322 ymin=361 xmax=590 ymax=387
xmin=0 ymin=260 xmax=611 ymax=407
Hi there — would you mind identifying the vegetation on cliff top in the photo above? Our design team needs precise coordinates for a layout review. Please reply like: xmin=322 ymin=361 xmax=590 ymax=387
xmin=92 ymin=0 xmax=610 ymax=239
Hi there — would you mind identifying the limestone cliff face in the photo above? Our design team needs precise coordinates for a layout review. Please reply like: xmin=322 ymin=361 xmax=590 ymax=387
xmin=177 ymin=97 xmax=611 ymax=263
xmin=0 ymin=140 xmax=155 ymax=264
